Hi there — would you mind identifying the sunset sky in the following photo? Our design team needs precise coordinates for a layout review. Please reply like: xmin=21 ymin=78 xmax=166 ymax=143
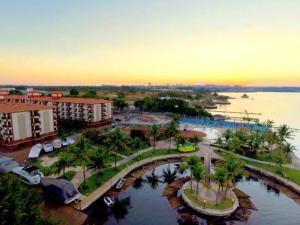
xmin=1 ymin=0 xmax=300 ymax=86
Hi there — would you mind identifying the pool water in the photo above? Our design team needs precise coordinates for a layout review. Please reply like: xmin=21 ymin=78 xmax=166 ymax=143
xmin=85 ymin=163 xmax=300 ymax=225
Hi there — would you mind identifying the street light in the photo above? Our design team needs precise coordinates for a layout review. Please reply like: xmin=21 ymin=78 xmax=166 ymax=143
xmin=203 ymin=199 xmax=206 ymax=209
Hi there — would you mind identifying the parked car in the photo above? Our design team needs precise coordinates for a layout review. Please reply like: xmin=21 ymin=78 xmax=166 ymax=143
xmin=61 ymin=138 xmax=69 ymax=147
xmin=43 ymin=142 xmax=54 ymax=153
xmin=0 ymin=155 xmax=19 ymax=173
xmin=53 ymin=139 xmax=62 ymax=150
xmin=28 ymin=143 xmax=43 ymax=159
xmin=41 ymin=178 xmax=81 ymax=204
xmin=66 ymin=137 xmax=75 ymax=145
xmin=12 ymin=166 xmax=44 ymax=185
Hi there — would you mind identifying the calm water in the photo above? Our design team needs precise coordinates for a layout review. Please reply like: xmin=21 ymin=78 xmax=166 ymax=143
xmin=85 ymin=163 xmax=300 ymax=225
xmin=217 ymin=92 xmax=300 ymax=158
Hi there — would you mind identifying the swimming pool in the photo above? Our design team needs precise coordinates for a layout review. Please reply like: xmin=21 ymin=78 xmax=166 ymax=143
xmin=180 ymin=118 xmax=268 ymax=132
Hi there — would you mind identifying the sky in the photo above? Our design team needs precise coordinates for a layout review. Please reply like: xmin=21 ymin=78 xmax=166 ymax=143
xmin=0 ymin=0 xmax=300 ymax=86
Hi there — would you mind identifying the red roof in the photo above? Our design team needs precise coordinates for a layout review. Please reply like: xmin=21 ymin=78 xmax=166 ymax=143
xmin=0 ymin=103 xmax=56 ymax=113
xmin=5 ymin=95 xmax=111 ymax=104
xmin=179 ymin=130 xmax=207 ymax=139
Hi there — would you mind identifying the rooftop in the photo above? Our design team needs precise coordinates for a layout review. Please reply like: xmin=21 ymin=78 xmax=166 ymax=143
xmin=5 ymin=95 xmax=111 ymax=104
xmin=0 ymin=103 xmax=56 ymax=113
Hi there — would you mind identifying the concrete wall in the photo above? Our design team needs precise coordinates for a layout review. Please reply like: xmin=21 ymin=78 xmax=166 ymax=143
xmin=12 ymin=112 xmax=32 ymax=141
xmin=39 ymin=109 xmax=55 ymax=134
xmin=93 ymin=104 xmax=102 ymax=122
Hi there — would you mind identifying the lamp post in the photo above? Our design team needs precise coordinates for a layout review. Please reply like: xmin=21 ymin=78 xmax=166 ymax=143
xmin=231 ymin=198 xmax=235 ymax=206
xmin=203 ymin=199 xmax=206 ymax=209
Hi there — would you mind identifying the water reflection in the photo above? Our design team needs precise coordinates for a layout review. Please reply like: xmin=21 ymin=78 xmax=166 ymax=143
xmin=85 ymin=163 xmax=300 ymax=225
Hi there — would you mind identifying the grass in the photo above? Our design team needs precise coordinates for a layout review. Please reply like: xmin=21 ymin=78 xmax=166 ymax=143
xmin=242 ymin=159 xmax=300 ymax=186
xmin=214 ymin=149 xmax=300 ymax=186
xmin=184 ymin=189 xmax=233 ymax=210
xmin=58 ymin=171 xmax=76 ymax=181
xmin=78 ymin=148 xmax=190 ymax=195
xmin=30 ymin=160 xmax=56 ymax=176
xmin=48 ymin=147 xmax=123 ymax=167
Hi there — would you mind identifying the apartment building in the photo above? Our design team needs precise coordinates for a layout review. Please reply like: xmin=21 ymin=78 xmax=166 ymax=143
xmin=2 ymin=91 xmax=112 ymax=127
xmin=0 ymin=103 xmax=57 ymax=150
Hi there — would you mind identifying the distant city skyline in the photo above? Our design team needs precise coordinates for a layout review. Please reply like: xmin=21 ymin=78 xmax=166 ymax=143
xmin=1 ymin=0 xmax=300 ymax=86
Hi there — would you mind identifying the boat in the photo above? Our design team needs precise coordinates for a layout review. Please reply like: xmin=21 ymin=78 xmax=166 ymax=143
xmin=116 ymin=177 xmax=127 ymax=189
xmin=66 ymin=137 xmax=75 ymax=145
xmin=28 ymin=143 xmax=43 ymax=159
xmin=103 ymin=196 xmax=114 ymax=207
xmin=41 ymin=178 xmax=81 ymax=204
xmin=61 ymin=138 xmax=69 ymax=147
xmin=43 ymin=142 xmax=54 ymax=153
xmin=53 ymin=139 xmax=62 ymax=150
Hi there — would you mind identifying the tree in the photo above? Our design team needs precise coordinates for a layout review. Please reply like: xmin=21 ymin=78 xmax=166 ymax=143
xmin=131 ymin=137 xmax=144 ymax=159
xmin=192 ymin=163 xmax=205 ymax=199
xmin=53 ymin=156 xmax=69 ymax=178
xmin=149 ymin=124 xmax=160 ymax=151
xmin=88 ymin=147 xmax=106 ymax=174
xmin=162 ymin=167 xmax=177 ymax=183
xmin=113 ymin=97 xmax=128 ymax=112
xmin=69 ymin=137 xmax=91 ymax=187
xmin=275 ymin=152 xmax=285 ymax=175
xmin=0 ymin=174 xmax=58 ymax=225
xmin=82 ymin=90 xmax=97 ymax=98
xmin=146 ymin=170 xmax=161 ymax=189
xmin=134 ymin=100 xmax=144 ymax=112
xmin=69 ymin=88 xmax=79 ymax=96
xmin=214 ymin=165 xmax=227 ymax=204
xmin=215 ymin=137 xmax=224 ymax=149
xmin=223 ymin=129 xmax=233 ymax=148
xmin=283 ymin=142 xmax=295 ymax=155
xmin=191 ymin=134 xmax=202 ymax=147
xmin=105 ymin=128 xmax=129 ymax=168
xmin=165 ymin=121 xmax=178 ymax=150
xmin=276 ymin=124 xmax=293 ymax=143
xmin=183 ymin=156 xmax=200 ymax=189
xmin=223 ymin=153 xmax=243 ymax=197
xmin=264 ymin=119 xmax=274 ymax=129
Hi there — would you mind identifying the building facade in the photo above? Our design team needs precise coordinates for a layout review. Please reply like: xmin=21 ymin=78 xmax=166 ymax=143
xmin=0 ymin=103 xmax=57 ymax=150
xmin=1 ymin=91 xmax=112 ymax=127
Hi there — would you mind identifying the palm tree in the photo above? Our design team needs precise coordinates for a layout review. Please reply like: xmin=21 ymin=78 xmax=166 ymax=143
xmin=276 ymin=124 xmax=293 ymax=142
xmin=183 ymin=156 xmax=200 ymax=189
xmin=69 ymin=137 xmax=91 ymax=187
xmin=191 ymin=134 xmax=202 ymax=147
xmin=214 ymin=165 xmax=227 ymax=204
xmin=264 ymin=119 xmax=274 ymax=129
xmin=88 ymin=147 xmax=106 ymax=174
xmin=106 ymin=128 xmax=128 ymax=168
xmin=192 ymin=163 xmax=205 ymax=199
xmin=223 ymin=153 xmax=243 ymax=197
xmin=162 ymin=167 xmax=177 ymax=183
xmin=132 ymin=137 xmax=144 ymax=160
xmin=215 ymin=137 xmax=224 ymax=149
xmin=53 ymin=156 xmax=69 ymax=178
xmin=283 ymin=142 xmax=295 ymax=155
xmin=223 ymin=129 xmax=233 ymax=148
xmin=149 ymin=124 xmax=160 ymax=151
xmin=146 ymin=170 xmax=161 ymax=189
xmin=133 ymin=178 xmax=145 ymax=190
xmin=165 ymin=121 xmax=178 ymax=150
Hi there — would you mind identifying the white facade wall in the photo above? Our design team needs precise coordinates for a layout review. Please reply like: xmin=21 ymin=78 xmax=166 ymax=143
xmin=93 ymin=104 xmax=102 ymax=122
xmin=39 ymin=109 xmax=55 ymax=135
xmin=11 ymin=112 xmax=32 ymax=141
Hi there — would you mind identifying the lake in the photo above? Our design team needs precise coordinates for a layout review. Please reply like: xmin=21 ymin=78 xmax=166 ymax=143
xmin=216 ymin=92 xmax=300 ymax=158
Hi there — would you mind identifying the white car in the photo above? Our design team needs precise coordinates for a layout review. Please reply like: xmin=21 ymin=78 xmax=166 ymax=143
xmin=12 ymin=166 xmax=44 ymax=185
xmin=66 ymin=137 xmax=75 ymax=145
xmin=53 ymin=139 xmax=62 ymax=150
xmin=61 ymin=138 xmax=69 ymax=147
xmin=28 ymin=144 xmax=43 ymax=159
xmin=43 ymin=142 xmax=54 ymax=153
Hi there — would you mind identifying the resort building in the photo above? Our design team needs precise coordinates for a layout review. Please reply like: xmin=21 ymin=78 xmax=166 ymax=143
xmin=0 ymin=103 xmax=57 ymax=150
xmin=1 ymin=91 xmax=112 ymax=127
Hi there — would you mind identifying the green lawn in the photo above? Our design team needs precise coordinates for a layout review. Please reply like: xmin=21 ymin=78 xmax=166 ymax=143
xmin=78 ymin=148 xmax=190 ymax=195
xmin=58 ymin=171 xmax=76 ymax=181
xmin=184 ymin=189 xmax=233 ymax=210
xmin=242 ymin=159 xmax=300 ymax=186
xmin=30 ymin=160 xmax=56 ymax=176
xmin=214 ymin=149 xmax=300 ymax=186
xmin=48 ymin=147 xmax=123 ymax=167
